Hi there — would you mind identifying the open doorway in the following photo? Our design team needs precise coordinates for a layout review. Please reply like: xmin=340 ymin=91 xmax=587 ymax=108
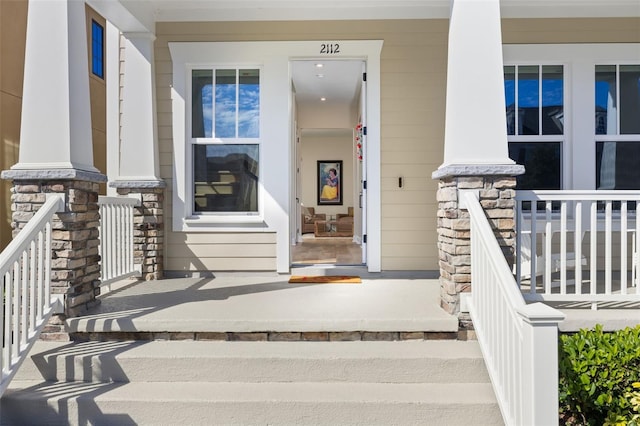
xmin=290 ymin=59 xmax=366 ymax=266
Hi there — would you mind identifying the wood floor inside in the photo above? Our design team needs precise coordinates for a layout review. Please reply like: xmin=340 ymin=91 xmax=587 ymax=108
xmin=291 ymin=234 xmax=363 ymax=265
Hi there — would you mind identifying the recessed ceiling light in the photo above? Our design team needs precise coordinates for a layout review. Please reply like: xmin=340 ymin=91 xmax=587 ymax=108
xmin=320 ymin=97 xmax=327 ymax=102
xmin=315 ymin=63 xmax=324 ymax=68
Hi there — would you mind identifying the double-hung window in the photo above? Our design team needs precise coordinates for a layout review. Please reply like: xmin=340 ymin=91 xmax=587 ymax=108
xmin=190 ymin=68 xmax=260 ymax=216
xmin=595 ymin=64 xmax=640 ymax=190
xmin=505 ymin=65 xmax=564 ymax=190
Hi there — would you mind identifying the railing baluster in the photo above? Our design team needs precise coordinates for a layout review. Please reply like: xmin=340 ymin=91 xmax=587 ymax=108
xmin=544 ymin=201 xmax=552 ymax=293
xmin=12 ymin=261 xmax=20 ymax=360
xmin=560 ymin=201 xmax=567 ymax=294
xmin=605 ymin=200 xmax=612 ymax=295
xmin=575 ymin=201 xmax=582 ymax=294
xmin=590 ymin=201 xmax=598 ymax=296
xmin=29 ymin=241 xmax=36 ymax=337
xmin=621 ymin=202 xmax=628 ymax=294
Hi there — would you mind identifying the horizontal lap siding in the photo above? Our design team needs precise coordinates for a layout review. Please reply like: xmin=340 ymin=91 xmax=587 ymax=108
xmin=502 ymin=18 xmax=640 ymax=44
xmin=155 ymin=18 xmax=637 ymax=273
xmin=156 ymin=19 xmax=448 ymax=272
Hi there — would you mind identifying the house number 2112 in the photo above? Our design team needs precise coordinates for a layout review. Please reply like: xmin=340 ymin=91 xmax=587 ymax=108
xmin=320 ymin=43 xmax=340 ymax=54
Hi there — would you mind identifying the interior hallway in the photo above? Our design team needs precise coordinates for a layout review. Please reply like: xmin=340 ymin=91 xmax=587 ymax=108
xmin=291 ymin=235 xmax=362 ymax=265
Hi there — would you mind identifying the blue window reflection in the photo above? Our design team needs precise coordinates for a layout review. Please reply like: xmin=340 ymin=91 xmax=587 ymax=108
xmin=215 ymin=70 xmax=237 ymax=138
xmin=238 ymin=70 xmax=260 ymax=138
xmin=541 ymin=65 xmax=563 ymax=135
xmin=91 ymin=21 xmax=104 ymax=79
xmin=505 ymin=65 xmax=564 ymax=136
xmin=518 ymin=66 xmax=539 ymax=135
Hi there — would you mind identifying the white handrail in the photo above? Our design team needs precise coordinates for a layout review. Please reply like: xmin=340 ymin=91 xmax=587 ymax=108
xmin=0 ymin=194 xmax=65 ymax=396
xmin=515 ymin=190 xmax=640 ymax=307
xmin=463 ymin=191 xmax=564 ymax=426
xmin=98 ymin=196 xmax=141 ymax=291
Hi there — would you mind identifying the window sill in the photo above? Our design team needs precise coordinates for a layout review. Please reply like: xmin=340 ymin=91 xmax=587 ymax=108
xmin=176 ymin=216 xmax=271 ymax=233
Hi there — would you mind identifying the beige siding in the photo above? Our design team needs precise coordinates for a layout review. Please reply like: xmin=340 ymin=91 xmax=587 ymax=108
xmin=156 ymin=18 xmax=639 ymax=273
xmin=0 ymin=0 xmax=27 ymax=250
xmin=155 ymin=19 xmax=448 ymax=272
xmin=502 ymin=18 xmax=640 ymax=44
xmin=85 ymin=6 xmax=107 ymax=195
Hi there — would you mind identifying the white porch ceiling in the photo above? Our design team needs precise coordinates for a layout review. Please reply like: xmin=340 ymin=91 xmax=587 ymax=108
xmin=291 ymin=60 xmax=363 ymax=116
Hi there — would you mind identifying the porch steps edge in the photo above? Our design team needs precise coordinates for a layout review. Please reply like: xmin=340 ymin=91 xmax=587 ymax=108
xmin=1 ymin=381 xmax=501 ymax=426
xmin=13 ymin=340 xmax=490 ymax=384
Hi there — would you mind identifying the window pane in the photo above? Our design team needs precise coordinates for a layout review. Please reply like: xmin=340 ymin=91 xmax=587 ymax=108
xmin=215 ymin=70 xmax=237 ymax=138
xmin=595 ymin=65 xmax=617 ymax=135
xmin=596 ymin=141 xmax=640 ymax=190
xmin=620 ymin=65 xmax=640 ymax=135
xmin=193 ymin=144 xmax=259 ymax=212
xmin=192 ymin=70 xmax=213 ymax=138
xmin=238 ymin=69 xmax=260 ymax=138
xmin=518 ymin=66 xmax=539 ymax=135
xmin=504 ymin=66 xmax=516 ymax=135
xmin=542 ymin=65 xmax=563 ymax=135
xmin=509 ymin=142 xmax=561 ymax=190
xmin=91 ymin=21 xmax=104 ymax=79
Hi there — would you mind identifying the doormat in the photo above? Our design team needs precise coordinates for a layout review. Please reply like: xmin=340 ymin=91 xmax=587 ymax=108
xmin=288 ymin=275 xmax=362 ymax=284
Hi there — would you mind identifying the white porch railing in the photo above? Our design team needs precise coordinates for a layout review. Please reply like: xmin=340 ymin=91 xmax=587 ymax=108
xmin=463 ymin=191 xmax=565 ymax=426
xmin=515 ymin=190 xmax=640 ymax=307
xmin=0 ymin=194 xmax=65 ymax=396
xmin=98 ymin=196 xmax=141 ymax=290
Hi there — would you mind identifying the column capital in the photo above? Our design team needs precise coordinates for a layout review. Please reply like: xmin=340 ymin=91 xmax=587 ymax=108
xmin=1 ymin=168 xmax=107 ymax=183
xmin=109 ymin=179 xmax=166 ymax=189
xmin=432 ymin=164 xmax=525 ymax=180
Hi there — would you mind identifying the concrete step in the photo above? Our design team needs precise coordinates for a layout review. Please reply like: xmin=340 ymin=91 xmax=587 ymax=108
xmin=14 ymin=340 xmax=490 ymax=384
xmin=1 ymin=381 xmax=502 ymax=426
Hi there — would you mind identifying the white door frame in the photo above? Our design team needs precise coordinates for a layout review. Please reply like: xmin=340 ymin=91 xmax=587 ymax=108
xmin=288 ymin=41 xmax=382 ymax=272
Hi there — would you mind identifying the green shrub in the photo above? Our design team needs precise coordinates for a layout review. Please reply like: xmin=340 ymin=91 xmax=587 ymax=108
xmin=559 ymin=324 xmax=640 ymax=425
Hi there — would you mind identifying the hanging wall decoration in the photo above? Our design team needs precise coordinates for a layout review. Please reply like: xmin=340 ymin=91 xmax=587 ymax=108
xmin=355 ymin=123 xmax=363 ymax=161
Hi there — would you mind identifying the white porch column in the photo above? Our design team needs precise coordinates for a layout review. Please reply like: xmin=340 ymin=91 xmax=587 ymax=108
xmin=111 ymin=32 xmax=166 ymax=280
xmin=437 ymin=0 xmax=519 ymax=171
xmin=115 ymin=32 xmax=162 ymax=184
xmin=10 ymin=0 xmax=97 ymax=174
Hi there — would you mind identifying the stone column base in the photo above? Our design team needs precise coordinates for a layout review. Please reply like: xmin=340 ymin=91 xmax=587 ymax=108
xmin=432 ymin=164 xmax=524 ymax=315
xmin=111 ymin=180 xmax=166 ymax=281
xmin=2 ymin=168 xmax=107 ymax=340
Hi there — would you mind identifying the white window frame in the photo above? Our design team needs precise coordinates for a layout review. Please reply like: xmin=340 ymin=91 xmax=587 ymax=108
xmin=188 ymin=66 xmax=263 ymax=219
xmin=504 ymin=44 xmax=640 ymax=191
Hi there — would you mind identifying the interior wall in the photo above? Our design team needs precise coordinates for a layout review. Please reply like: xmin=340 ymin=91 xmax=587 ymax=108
xmin=300 ymin=131 xmax=354 ymax=217
xmin=0 ymin=0 xmax=27 ymax=250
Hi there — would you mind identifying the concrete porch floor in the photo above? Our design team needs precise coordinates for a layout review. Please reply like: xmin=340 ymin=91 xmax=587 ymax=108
xmin=67 ymin=269 xmax=460 ymax=337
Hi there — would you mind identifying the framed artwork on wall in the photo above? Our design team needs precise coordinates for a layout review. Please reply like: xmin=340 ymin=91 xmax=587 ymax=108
xmin=317 ymin=160 xmax=343 ymax=205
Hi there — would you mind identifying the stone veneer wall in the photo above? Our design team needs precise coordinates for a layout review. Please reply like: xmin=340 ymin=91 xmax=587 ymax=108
xmin=115 ymin=186 xmax=164 ymax=280
xmin=436 ymin=175 xmax=518 ymax=315
xmin=10 ymin=178 xmax=103 ymax=338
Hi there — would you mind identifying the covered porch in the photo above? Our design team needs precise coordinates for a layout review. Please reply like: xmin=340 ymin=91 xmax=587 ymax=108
xmin=64 ymin=269 xmax=640 ymax=342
